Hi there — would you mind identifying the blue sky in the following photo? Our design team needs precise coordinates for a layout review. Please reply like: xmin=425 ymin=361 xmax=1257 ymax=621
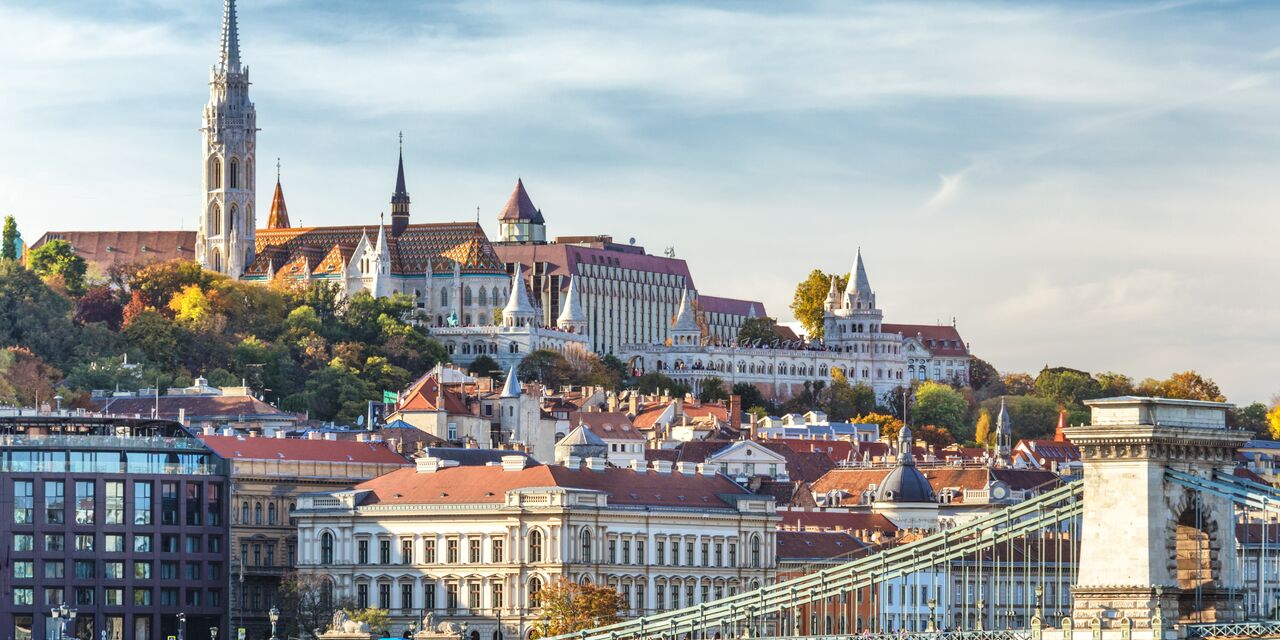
xmin=1 ymin=0 xmax=1278 ymax=403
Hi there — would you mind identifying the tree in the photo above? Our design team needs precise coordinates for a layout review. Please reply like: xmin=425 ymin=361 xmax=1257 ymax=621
xmin=731 ymin=382 xmax=769 ymax=414
xmin=736 ymin=316 xmax=779 ymax=345
xmin=600 ymin=354 xmax=631 ymax=385
xmin=1136 ymin=371 xmax=1226 ymax=402
xmin=1 ymin=215 xmax=17 ymax=261
xmin=128 ymin=259 xmax=215 ymax=310
xmin=1269 ymin=405 xmax=1280 ymax=441
xmin=1231 ymin=402 xmax=1270 ymax=439
xmin=635 ymin=372 xmax=692 ymax=398
xmin=698 ymin=376 xmax=728 ymax=403
xmin=27 ymin=239 xmax=87 ymax=295
xmin=530 ymin=578 xmax=626 ymax=639
xmin=790 ymin=269 xmax=846 ymax=340
xmin=518 ymin=349 xmax=576 ymax=389
xmin=914 ymin=424 xmax=956 ymax=449
xmin=855 ymin=412 xmax=905 ymax=442
xmin=74 ymin=285 xmax=124 ymax=329
xmin=344 ymin=609 xmax=389 ymax=638
xmin=974 ymin=409 xmax=993 ymax=447
xmin=1001 ymin=373 xmax=1036 ymax=396
xmin=968 ymin=356 xmax=1003 ymax=398
xmin=820 ymin=371 xmax=876 ymax=421
xmin=277 ymin=572 xmax=351 ymax=640
xmin=980 ymin=395 xmax=1058 ymax=440
xmin=0 ymin=347 xmax=61 ymax=407
xmin=1034 ymin=367 xmax=1102 ymax=409
xmin=0 ymin=261 xmax=79 ymax=367
xmin=912 ymin=381 xmax=968 ymax=434
xmin=121 ymin=310 xmax=188 ymax=370
xmin=467 ymin=354 xmax=503 ymax=379
xmin=1094 ymin=371 xmax=1135 ymax=397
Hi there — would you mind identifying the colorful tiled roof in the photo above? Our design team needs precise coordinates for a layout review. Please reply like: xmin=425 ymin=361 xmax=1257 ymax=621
xmin=247 ymin=222 xmax=505 ymax=278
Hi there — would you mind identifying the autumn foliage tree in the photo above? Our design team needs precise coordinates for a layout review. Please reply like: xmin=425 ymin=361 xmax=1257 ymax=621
xmin=790 ymin=269 xmax=847 ymax=340
xmin=530 ymin=579 xmax=626 ymax=639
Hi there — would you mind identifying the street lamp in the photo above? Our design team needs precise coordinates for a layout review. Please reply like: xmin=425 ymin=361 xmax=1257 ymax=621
xmin=1034 ymin=586 xmax=1044 ymax=621
xmin=177 ymin=614 xmax=186 ymax=640
xmin=926 ymin=599 xmax=937 ymax=632
xmin=50 ymin=604 xmax=77 ymax=640
xmin=975 ymin=598 xmax=985 ymax=631
xmin=269 ymin=607 xmax=281 ymax=640
xmin=211 ymin=627 xmax=218 ymax=640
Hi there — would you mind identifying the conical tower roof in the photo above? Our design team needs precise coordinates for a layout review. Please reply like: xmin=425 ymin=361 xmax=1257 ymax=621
xmin=267 ymin=178 xmax=290 ymax=229
xmin=844 ymin=248 xmax=874 ymax=300
xmin=997 ymin=397 xmax=1012 ymax=434
xmin=498 ymin=178 xmax=544 ymax=224
xmin=500 ymin=366 xmax=521 ymax=398
xmin=503 ymin=264 xmax=538 ymax=319
xmin=557 ymin=276 xmax=587 ymax=326
xmin=219 ymin=0 xmax=241 ymax=73
xmin=392 ymin=144 xmax=409 ymax=204
xmin=671 ymin=289 xmax=699 ymax=332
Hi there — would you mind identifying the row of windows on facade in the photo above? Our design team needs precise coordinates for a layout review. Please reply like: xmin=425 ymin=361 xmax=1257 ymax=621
xmin=11 ymin=613 xmax=183 ymax=640
xmin=205 ymin=202 xmax=250 ymax=238
xmin=834 ymin=322 xmax=884 ymax=334
xmin=322 ymin=531 xmax=764 ymax=569
xmin=239 ymin=539 xmax=295 ymax=567
xmin=573 ymin=262 xmax=687 ymax=289
xmin=11 ymin=584 xmax=221 ymax=609
xmin=10 ymin=480 xmax=223 ymax=526
xmin=206 ymin=155 xmax=252 ymax=191
xmin=237 ymin=499 xmax=295 ymax=526
xmin=835 ymin=342 xmax=900 ymax=355
xmin=10 ymin=557 xmax=223 ymax=583
xmin=657 ymin=359 xmax=904 ymax=382
xmin=11 ymin=531 xmax=222 ymax=555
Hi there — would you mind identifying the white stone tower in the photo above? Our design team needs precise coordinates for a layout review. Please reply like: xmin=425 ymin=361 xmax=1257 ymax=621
xmin=556 ymin=276 xmax=589 ymax=334
xmin=198 ymin=0 xmax=257 ymax=277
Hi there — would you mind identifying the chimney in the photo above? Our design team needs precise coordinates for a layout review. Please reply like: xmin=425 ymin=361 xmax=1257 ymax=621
xmin=1054 ymin=410 xmax=1067 ymax=443
xmin=628 ymin=393 xmax=638 ymax=416
xmin=629 ymin=459 xmax=645 ymax=472
xmin=607 ymin=393 xmax=619 ymax=413
xmin=416 ymin=457 xmax=443 ymax=473
xmin=324 ymin=432 xmax=337 ymax=441
xmin=696 ymin=463 xmax=717 ymax=477
xmin=676 ymin=461 xmax=697 ymax=476
xmin=178 ymin=408 xmax=187 ymax=425
xmin=356 ymin=433 xmax=368 ymax=442
xmin=501 ymin=455 xmax=529 ymax=472
xmin=585 ymin=457 xmax=606 ymax=471
xmin=674 ymin=396 xmax=684 ymax=421
xmin=566 ymin=455 xmax=582 ymax=468
xmin=248 ymin=431 xmax=259 ymax=438
xmin=221 ymin=427 xmax=235 ymax=436
xmin=275 ymin=429 xmax=287 ymax=439
xmin=202 ymin=426 xmax=216 ymax=436
xmin=307 ymin=431 xmax=321 ymax=440
xmin=651 ymin=460 xmax=673 ymax=474
xmin=728 ymin=394 xmax=742 ymax=433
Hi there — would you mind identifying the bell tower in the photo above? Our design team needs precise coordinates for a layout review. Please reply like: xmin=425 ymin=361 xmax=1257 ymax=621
xmin=197 ymin=0 xmax=258 ymax=276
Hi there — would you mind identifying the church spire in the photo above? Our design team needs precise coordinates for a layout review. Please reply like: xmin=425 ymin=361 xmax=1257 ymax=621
xmin=267 ymin=159 xmax=290 ymax=229
xmin=219 ymin=0 xmax=241 ymax=74
xmin=391 ymin=132 xmax=410 ymax=237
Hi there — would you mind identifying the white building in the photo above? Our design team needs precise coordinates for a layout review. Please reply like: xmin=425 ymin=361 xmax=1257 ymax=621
xmin=620 ymin=251 xmax=971 ymax=403
xmin=293 ymin=456 xmax=778 ymax=638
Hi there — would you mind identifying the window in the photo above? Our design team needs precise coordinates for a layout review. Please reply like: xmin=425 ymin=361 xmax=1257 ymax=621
xmin=492 ymin=538 xmax=504 ymax=563
xmin=402 ymin=583 xmax=414 ymax=613
xmin=76 ymin=534 xmax=94 ymax=551
xmin=701 ymin=542 xmax=710 ymax=566
xmin=186 ymin=535 xmax=202 ymax=554
xmin=655 ymin=540 xmax=665 ymax=566
xmin=402 ymin=539 xmax=414 ymax=564
xmin=240 ymin=502 xmax=250 ymax=523
xmin=75 ymin=481 xmax=95 ymax=524
xmin=378 ymin=584 xmax=391 ymax=610
xmin=425 ymin=583 xmax=437 ymax=610
xmin=469 ymin=582 xmax=481 ymax=610
xmin=379 ymin=539 xmax=391 ymax=564
xmin=265 ymin=546 xmax=274 ymax=567
xmin=424 ymin=539 xmax=436 ymax=563
xmin=492 ymin=583 xmax=504 ymax=609
xmin=728 ymin=544 xmax=737 ymax=567
xmin=161 ymin=562 xmax=178 ymax=580
xmin=45 ymin=561 xmax=64 ymax=579
xmin=529 ymin=577 xmax=543 ymax=608
xmin=469 ymin=538 xmax=481 ymax=563
xmin=608 ymin=539 xmax=617 ymax=564
xmin=254 ymin=502 xmax=263 ymax=525
xmin=185 ymin=589 xmax=201 ymax=607
xmin=358 ymin=540 xmax=369 ymax=564
xmin=208 ymin=156 xmax=222 ymax=189
xmin=44 ymin=480 xmax=64 ymax=524
xmin=45 ymin=534 xmax=64 ymax=551
xmin=14 ymin=587 xmax=34 ymax=606
xmin=637 ymin=540 xmax=645 ymax=564
xmin=580 ymin=530 xmax=593 ymax=562
xmin=13 ymin=614 xmax=32 ymax=640
xmin=161 ymin=482 xmax=178 ymax=525
xmin=714 ymin=542 xmax=723 ymax=567
xmin=268 ymin=503 xmax=277 ymax=524
xmin=230 ymin=158 xmax=240 ymax=189
xmin=159 ymin=588 xmax=178 ymax=606
xmin=105 ymin=534 xmax=124 ymax=553
xmin=15 ymin=534 xmax=33 ymax=551
xmin=76 ymin=587 xmax=95 ymax=606
xmin=133 ymin=589 xmax=151 ymax=606
xmin=622 ymin=540 xmax=631 ymax=564
xmin=447 ymin=539 xmax=459 ymax=564
xmin=12 ymin=561 xmax=33 ymax=579
xmin=750 ymin=535 xmax=762 ymax=568
xmin=185 ymin=484 xmax=201 ymax=525
xmin=686 ymin=541 xmax=694 ymax=566
xmin=321 ymin=533 xmax=334 ymax=565
xmin=207 ymin=483 xmax=222 ymax=526
xmin=357 ymin=584 xmax=369 ymax=610
xmin=446 ymin=584 xmax=458 ymax=610
xmin=46 ymin=587 xmax=65 ymax=606
xmin=105 ymin=481 xmax=124 ymax=524
xmin=75 ymin=560 xmax=96 ymax=579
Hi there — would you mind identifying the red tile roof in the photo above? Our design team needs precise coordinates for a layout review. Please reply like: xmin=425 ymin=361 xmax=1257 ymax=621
xmin=31 ymin=231 xmax=197 ymax=272
xmin=697 ymin=295 xmax=766 ymax=318
xmin=568 ymin=412 xmax=646 ymax=441
xmin=767 ymin=438 xmax=857 ymax=464
xmin=494 ymin=243 xmax=696 ymax=290
xmin=776 ymin=530 xmax=874 ymax=562
xmin=884 ymin=323 xmax=969 ymax=356
xmin=199 ymin=435 xmax=410 ymax=464
xmin=1013 ymin=440 xmax=1081 ymax=467
xmin=810 ymin=467 xmax=1061 ymax=503
xmin=779 ymin=510 xmax=899 ymax=535
xmin=396 ymin=374 xmax=473 ymax=415
xmin=356 ymin=463 xmax=754 ymax=509
xmin=94 ymin=394 xmax=295 ymax=421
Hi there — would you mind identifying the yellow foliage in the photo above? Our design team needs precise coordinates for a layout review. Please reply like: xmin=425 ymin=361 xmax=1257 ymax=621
xmin=1268 ymin=405 xmax=1280 ymax=441
xmin=167 ymin=284 xmax=213 ymax=326
xmin=974 ymin=409 xmax=993 ymax=447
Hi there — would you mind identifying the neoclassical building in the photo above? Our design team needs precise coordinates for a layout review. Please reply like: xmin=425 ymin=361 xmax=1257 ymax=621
xmin=620 ymin=251 xmax=969 ymax=403
xmin=292 ymin=456 xmax=778 ymax=639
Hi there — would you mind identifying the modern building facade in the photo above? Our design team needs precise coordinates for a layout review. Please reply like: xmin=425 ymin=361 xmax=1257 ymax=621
xmin=292 ymin=456 xmax=778 ymax=639
xmin=0 ymin=416 xmax=230 ymax=640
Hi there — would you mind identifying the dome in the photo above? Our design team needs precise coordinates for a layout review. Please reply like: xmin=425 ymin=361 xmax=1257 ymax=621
xmin=875 ymin=464 xmax=936 ymax=503
xmin=554 ymin=424 xmax=607 ymax=464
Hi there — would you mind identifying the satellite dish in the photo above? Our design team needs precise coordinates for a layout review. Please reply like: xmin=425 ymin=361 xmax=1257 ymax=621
xmin=629 ymin=237 xmax=636 ymax=245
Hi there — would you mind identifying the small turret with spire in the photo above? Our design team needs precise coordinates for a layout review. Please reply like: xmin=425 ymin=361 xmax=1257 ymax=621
xmin=556 ymin=276 xmax=589 ymax=334
xmin=994 ymin=397 xmax=1013 ymax=466
xmin=267 ymin=158 xmax=290 ymax=229
xmin=391 ymin=132 xmax=411 ymax=237
xmin=669 ymin=289 xmax=702 ymax=346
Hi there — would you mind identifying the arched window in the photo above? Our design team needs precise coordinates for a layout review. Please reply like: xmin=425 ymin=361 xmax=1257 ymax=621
xmin=478 ymin=288 xmax=488 ymax=306
xmin=210 ymin=203 xmax=222 ymax=235
xmin=267 ymin=503 xmax=277 ymax=525
xmin=528 ymin=530 xmax=543 ymax=562
xmin=230 ymin=158 xmax=240 ymax=189
xmin=529 ymin=577 xmax=543 ymax=608
xmin=254 ymin=502 xmax=262 ymax=525
xmin=750 ymin=534 xmax=761 ymax=568
xmin=440 ymin=287 xmax=450 ymax=307
xmin=230 ymin=204 xmax=238 ymax=232
xmin=208 ymin=156 xmax=222 ymax=189
xmin=240 ymin=501 xmax=249 ymax=523
xmin=464 ymin=286 xmax=473 ymax=306
xmin=246 ymin=160 xmax=254 ymax=190
xmin=580 ymin=529 xmax=592 ymax=562
xmin=211 ymin=248 xmax=222 ymax=273
xmin=320 ymin=532 xmax=334 ymax=565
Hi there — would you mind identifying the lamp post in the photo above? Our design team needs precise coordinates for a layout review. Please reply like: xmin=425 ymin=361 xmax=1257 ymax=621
xmin=1034 ymin=586 xmax=1044 ymax=622
xmin=211 ymin=627 xmax=218 ymax=640
xmin=177 ymin=614 xmax=186 ymax=640
xmin=51 ymin=604 xmax=77 ymax=640
xmin=926 ymin=599 xmax=937 ymax=633
xmin=269 ymin=607 xmax=280 ymax=640
xmin=975 ymin=598 xmax=985 ymax=631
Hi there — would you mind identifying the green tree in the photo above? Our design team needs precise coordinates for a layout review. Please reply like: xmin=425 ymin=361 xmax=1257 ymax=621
xmin=698 ymin=376 xmax=728 ymax=403
xmin=736 ymin=316 xmax=780 ymax=345
xmin=1136 ymin=371 xmax=1226 ymax=402
xmin=731 ymin=382 xmax=769 ymax=415
xmin=1034 ymin=367 xmax=1102 ymax=408
xmin=530 ymin=578 xmax=626 ymax=639
xmin=518 ymin=349 xmax=576 ymax=389
xmin=283 ymin=359 xmax=374 ymax=423
xmin=790 ymin=269 xmax=846 ymax=340
xmin=128 ymin=259 xmax=215 ymax=309
xmin=1094 ymin=371 xmax=1135 ymax=397
xmin=467 ymin=354 xmax=503 ymax=379
xmin=0 ymin=261 xmax=79 ymax=367
xmin=344 ymin=609 xmax=390 ymax=637
xmin=635 ymin=372 xmax=692 ymax=398
xmin=27 ymin=239 xmax=88 ymax=295
xmin=600 ymin=354 xmax=631 ymax=385
xmin=980 ymin=395 xmax=1058 ymax=440
xmin=912 ymin=381 xmax=968 ymax=434
xmin=1 ymin=215 xmax=17 ymax=261
xmin=968 ymin=356 xmax=1003 ymax=398
xmin=1231 ymin=402 xmax=1270 ymax=439
xmin=121 ymin=310 xmax=188 ymax=370
xmin=820 ymin=371 xmax=876 ymax=421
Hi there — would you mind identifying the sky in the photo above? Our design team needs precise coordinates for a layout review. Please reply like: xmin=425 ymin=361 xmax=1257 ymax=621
xmin=1 ymin=0 xmax=1278 ymax=403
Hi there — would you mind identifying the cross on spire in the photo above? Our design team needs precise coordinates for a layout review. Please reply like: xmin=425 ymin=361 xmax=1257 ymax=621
xmin=276 ymin=157 xmax=281 ymax=182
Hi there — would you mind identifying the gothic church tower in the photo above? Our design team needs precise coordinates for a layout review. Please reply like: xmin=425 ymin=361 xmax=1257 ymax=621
xmin=197 ymin=0 xmax=257 ymax=276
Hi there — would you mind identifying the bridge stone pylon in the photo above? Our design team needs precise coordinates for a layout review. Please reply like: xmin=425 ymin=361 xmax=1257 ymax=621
xmin=1063 ymin=397 xmax=1251 ymax=640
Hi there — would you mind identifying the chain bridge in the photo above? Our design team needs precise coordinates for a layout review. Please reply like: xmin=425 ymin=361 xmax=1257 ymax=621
xmin=555 ymin=398 xmax=1280 ymax=640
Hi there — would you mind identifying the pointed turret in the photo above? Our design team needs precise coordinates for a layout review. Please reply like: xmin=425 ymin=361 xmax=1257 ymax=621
xmin=501 ymin=366 xmax=522 ymax=398
xmin=994 ymin=397 xmax=1013 ymax=464
xmin=391 ymin=134 xmax=411 ymax=237
xmin=502 ymin=264 xmax=538 ymax=327
xmin=267 ymin=177 xmax=290 ymax=229
xmin=824 ymin=275 xmax=841 ymax=311
xmin=844 ymin=248 xmax=875 ymax=306
xmin=669 ymin=289 xmax=701 ymax=346
xmin=219 ymin=0 xmax=241 ymax=74
xmin=497 ymin=179 xmax=547 ymax=243
xmin=897 ymin=424 xmax=916 ymax=466
xmin=556 ymin=276 xmax=589 ymax=334
xmin=1053 ymin=410 xmax=1067 ymax=443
